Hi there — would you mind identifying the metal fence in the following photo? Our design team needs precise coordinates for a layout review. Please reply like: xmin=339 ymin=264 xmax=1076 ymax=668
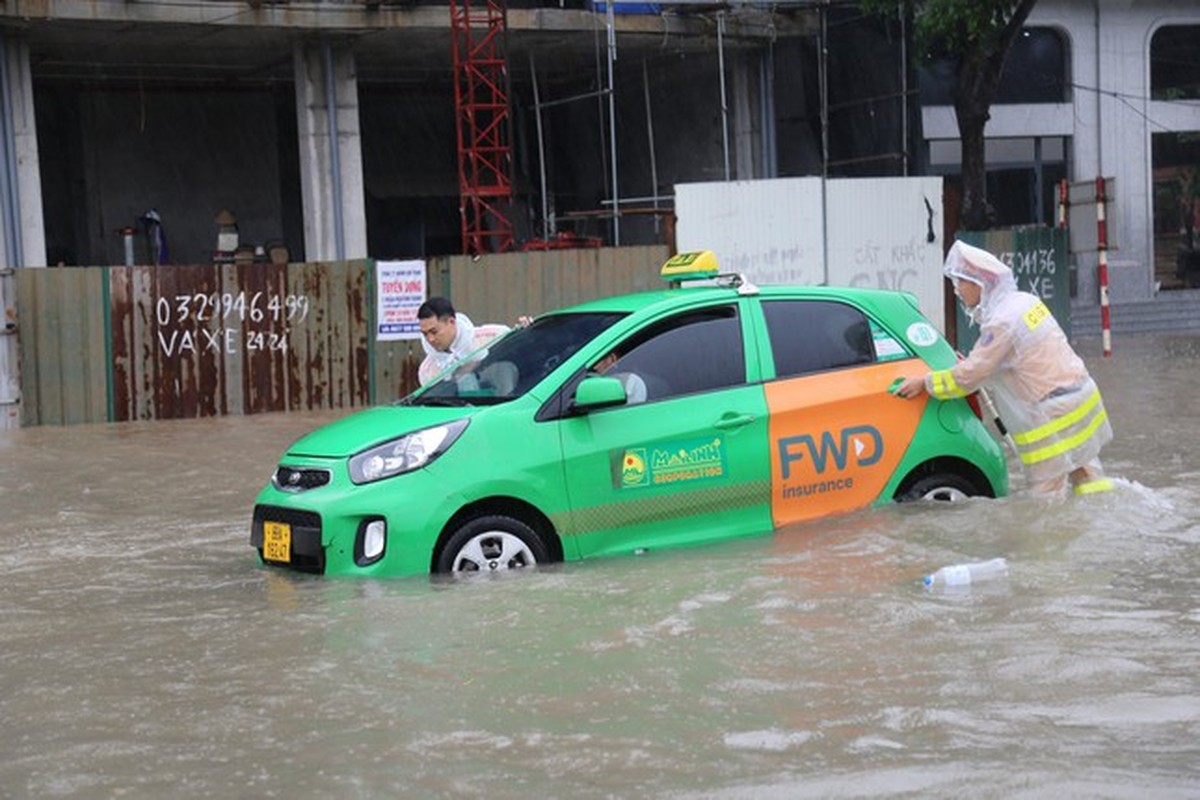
xmin=12 ymin=245 xmax=668 ymax=426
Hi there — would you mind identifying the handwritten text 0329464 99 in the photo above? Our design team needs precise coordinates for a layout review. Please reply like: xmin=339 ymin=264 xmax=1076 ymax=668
xmin=155 ymin=291 xmax=310 ymax=357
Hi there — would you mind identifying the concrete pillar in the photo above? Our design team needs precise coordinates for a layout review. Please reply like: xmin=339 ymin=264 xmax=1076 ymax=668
xmin=0 ymin=35 xmax=46 ymax=270
xmin=1 ymin=35 xmax=45 ymax=427
xmin=1095 ymin=5 xmax=1154 ymax=300
xmin=293 ymin=39 xmax=367 ymax=261
xmin=731 ymin=52 xmax=760 ymax=181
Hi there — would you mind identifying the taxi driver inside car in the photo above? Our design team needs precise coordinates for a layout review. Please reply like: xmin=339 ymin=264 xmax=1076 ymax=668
xmin=250 ymin=249 xmax=1007 ymax=577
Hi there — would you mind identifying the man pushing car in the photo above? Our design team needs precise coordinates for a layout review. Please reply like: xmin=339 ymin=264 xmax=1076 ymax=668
xmin=416 ymin=297 xmax=513 ymax=387
xmin=893 ymin=240 xmax=1114 ymax=498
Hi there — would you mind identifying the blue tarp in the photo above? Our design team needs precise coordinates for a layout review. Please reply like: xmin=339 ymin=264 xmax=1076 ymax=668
xmin=590 ymin=1 xmax=662 ymax=14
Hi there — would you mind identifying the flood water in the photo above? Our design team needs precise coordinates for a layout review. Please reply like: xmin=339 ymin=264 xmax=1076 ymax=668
xmin=2 ymin=334 xmax=1199 ymax=799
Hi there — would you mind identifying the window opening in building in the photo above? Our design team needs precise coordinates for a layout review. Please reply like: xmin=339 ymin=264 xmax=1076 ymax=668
xmin=919 ymin=27 xmax=1068 ymax=106
xmin=1151 ymin=25 xmax=1200 ymax=101
xmin=926 ymin=137 xmax=1069 ymax=228
xmin=1152 ymin=133 xmax=1200 ymax=290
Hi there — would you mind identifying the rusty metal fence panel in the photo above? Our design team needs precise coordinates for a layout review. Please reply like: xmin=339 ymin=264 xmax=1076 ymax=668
xmin=14 ymin=247 xmax=669 ymax=426
xmin=1 ymin=265 xmax=18 ymax=429
xmin=109 ymin=260 xmax=374 ymax=422
xmin=19 ymin=261 xmax=376 ymax=425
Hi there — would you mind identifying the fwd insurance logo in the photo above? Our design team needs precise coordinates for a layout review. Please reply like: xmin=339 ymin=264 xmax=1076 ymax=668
xmin=777 ymin=425 xmax=883 ymax=499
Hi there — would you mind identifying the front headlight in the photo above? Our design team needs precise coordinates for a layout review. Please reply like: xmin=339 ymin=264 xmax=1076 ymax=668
xmin=348 ymin=419 xmax=469 ymax=484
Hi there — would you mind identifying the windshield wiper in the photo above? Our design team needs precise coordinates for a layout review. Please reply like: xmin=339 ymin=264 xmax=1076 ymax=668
xmin=410 ymin=396 xmax=473 ymax=407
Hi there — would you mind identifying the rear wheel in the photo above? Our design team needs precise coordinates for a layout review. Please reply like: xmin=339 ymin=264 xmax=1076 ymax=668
xmin=435 ymin=515 xmax=549 ymax=574
xmin=897 ymin=473 xmax=984 ymax=502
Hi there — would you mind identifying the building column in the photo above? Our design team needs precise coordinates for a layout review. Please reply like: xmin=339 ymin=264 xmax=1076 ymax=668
xmin=0 ymin=35 xmax=46 ymax=270
xmin=1069 ymin=3 xmax=1155 ymax=302
xmin=1 ymin=35 xmax=44 ymax=427
xmin=730 ymin=51 xmax=764 ymax=181
xmin=293 ymin=38 xmax=367 ymax=261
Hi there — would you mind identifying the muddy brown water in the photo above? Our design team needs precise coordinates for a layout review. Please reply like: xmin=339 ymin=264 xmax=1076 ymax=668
xmin=2 ymin=334 xmax=1198 ymax=798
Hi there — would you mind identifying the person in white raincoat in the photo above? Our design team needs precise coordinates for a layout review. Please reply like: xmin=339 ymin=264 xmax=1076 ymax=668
xmin=894 ymin=240 xmax=1114 ymax=497
xmin=417 ymin=297 xmax=511 ymax=387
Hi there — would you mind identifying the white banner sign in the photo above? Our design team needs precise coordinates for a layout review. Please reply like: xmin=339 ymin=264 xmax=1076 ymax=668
xmin=376 ymin=259 xmax=426 ymax=341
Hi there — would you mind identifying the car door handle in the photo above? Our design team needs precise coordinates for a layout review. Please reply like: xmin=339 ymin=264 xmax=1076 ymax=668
xmin=713 ymin=413 xmax=755 ymax=430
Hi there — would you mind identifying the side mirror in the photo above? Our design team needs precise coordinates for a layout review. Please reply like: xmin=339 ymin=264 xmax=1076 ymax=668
xmin=571 ymin=375 xmax=628 ymax=413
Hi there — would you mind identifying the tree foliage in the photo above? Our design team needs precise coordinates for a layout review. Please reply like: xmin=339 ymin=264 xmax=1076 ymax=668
xmin=910 ymin=0 xmax=1030 ymax=57
xmin=863 ymin=0 xmax=1040 ymax=230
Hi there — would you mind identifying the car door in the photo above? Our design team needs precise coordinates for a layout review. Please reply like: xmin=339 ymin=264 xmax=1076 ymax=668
xmin=555 ymin=301 xmax=773 ymax=559
xmin=756 ymin=298 xmax=927 ymax=527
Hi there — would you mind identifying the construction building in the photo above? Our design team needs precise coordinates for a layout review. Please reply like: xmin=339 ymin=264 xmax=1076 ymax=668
xmin=0 ymin=1 xmax=1198 ymax=321
xmin=2 ymin=0 xmax=908 ymax=265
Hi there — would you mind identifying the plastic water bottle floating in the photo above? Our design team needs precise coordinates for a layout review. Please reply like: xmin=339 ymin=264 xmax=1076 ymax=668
xmin=923 ymin=557 xmax=1009 ymax=588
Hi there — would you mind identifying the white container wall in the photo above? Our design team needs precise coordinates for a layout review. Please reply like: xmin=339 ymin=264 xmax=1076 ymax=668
xmin=675 ymin=176 xmax=947 ymax=329
xmin=827 ymin=176 xmax=946 ymax=326
xmin=675 ymin=178 xmax=827 ymax=286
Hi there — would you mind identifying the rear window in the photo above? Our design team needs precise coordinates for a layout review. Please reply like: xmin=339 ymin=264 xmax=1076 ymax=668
xmin=762 ymin=300 xmax=875 ymax=378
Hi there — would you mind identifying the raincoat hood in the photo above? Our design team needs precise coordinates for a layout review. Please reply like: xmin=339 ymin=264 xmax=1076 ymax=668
xmin=943 ymin=240 xmax=1018 ymax=324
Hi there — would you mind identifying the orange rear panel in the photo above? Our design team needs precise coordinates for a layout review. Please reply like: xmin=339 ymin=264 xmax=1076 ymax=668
xmin=766 ymin=361 xmax=927 ymax=526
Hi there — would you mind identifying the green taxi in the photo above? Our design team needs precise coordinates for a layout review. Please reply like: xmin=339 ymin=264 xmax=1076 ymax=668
xmin=250 ymin=252 xmax=1007 ymax=577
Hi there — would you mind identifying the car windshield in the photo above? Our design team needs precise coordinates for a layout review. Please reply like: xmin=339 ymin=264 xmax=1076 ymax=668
xmin=405 ymin=311 xmax=626 ymax=406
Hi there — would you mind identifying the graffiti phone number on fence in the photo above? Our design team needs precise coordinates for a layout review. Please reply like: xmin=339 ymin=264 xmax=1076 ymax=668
xmin=156 ymin=291 xmax=311 ymax=326
xmin=154 ymin=291 xmax=310 ymax=357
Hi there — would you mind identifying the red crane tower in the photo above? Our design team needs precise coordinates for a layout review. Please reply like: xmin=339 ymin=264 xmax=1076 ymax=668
xmin=450 ymin=0 xmax=515 ymax=255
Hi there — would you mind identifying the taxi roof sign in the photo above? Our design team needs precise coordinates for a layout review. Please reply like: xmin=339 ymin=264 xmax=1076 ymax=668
xmin=660 ymin=250 xmax=720 ymax=283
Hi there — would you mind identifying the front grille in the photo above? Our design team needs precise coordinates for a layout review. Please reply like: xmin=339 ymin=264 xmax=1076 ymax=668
xmin=251 ymin=506 xmax=325 ymax=574
xmin=272 ymin=465 xmax=332 ymax=492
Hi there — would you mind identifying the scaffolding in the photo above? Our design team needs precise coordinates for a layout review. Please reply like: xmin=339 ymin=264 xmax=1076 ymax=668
xmin=450 ymin=0 xmax=515 ymax=255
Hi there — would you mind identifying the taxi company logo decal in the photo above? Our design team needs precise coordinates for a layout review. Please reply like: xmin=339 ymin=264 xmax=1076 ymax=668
xmin=777 ymin=425 xmax=882 ymax=498
xmin=621 ymin=437 xmax=726 ymax=489
xmin=621 ymin=449 xmax=649 ymax=487
xmin=905 ymin=322 xmax=939 ymax=348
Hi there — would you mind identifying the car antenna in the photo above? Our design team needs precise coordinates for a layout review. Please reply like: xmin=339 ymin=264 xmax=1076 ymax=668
xmin=715 ymin=272 xmax=759 ymax=296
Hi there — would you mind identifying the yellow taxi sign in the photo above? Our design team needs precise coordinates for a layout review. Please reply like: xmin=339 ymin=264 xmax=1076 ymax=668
xmin=660 ymin=250 xmax=720 ymax=283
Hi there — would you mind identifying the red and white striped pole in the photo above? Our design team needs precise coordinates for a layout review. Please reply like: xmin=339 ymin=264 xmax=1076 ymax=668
xmin=1057 ymin=178 xmax=1068 ymax=229
xmin=1096 ymin=177 xmax=1112 ymax=357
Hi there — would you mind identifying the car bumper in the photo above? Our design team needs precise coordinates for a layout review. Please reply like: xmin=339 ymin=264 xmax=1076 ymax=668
xmin=249 ymin=460 xmax=461 ymax=577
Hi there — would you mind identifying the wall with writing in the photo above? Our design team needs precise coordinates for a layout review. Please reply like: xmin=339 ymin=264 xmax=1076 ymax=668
xmin=676 ymin=176 xmax=947 ymax=329
xmin=954 ymin=227 xmax=1071 ymax=351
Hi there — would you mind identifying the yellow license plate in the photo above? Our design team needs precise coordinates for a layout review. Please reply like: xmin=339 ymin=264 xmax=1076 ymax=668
xmin=263 ymin=521 xmax=291 ymax=563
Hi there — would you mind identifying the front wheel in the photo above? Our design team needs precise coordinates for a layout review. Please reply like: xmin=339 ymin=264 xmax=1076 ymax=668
xmin=435 ymin=515 xmax=549 ymax=574
xmin=897 ymin=473 xmax=984 ymax=503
